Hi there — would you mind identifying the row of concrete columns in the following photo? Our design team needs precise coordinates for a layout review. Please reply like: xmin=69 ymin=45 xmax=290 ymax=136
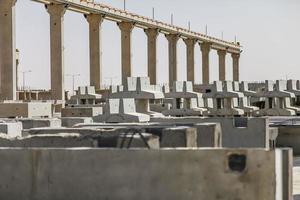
xmin=0 ymin=1 xmax=241 ymax=100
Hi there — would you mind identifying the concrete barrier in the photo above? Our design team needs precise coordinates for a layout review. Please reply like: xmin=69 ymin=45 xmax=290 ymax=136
xmin=0 ymin=148 xmax=292 ymax=200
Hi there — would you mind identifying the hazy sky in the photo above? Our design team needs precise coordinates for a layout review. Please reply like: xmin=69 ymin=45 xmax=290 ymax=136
xmin=15 ymin=0 xmax=300 ymax=91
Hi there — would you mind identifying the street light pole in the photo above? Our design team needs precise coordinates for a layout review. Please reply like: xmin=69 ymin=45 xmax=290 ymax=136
xmin=66 ymin=74 xmax=80 ymax=95
xmin=21 ymin=70 xmax=32 ymax=90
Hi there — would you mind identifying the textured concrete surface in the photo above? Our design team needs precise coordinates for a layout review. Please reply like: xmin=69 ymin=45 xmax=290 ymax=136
xmin=0 ymin=148 xmax=288 ymax=200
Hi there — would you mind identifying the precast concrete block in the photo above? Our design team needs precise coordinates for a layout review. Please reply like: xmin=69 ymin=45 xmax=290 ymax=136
xmin=224 ymin=81 xmax=234 ymax=92
xmin=276 ymin=80 xmax=288 ymax=91
xmin=61 ymin=107 xmax=103 ymax=117
xmin=266 ymin=80 xmax=275 ymax=91
xmin=61 ymin=117 xmax=93 ymax=127
xmin=183 ymin=81 xmax=193 ymax=92
xmin=214 ymin=81 xmax=223 ymax=92
xmin=126 ymin=77 xmax=138 ymax=91
xmin=233 ymin=81 xmax=240 ymax=91
xmin=97 ymin=133 xmax=159 ymax=149
xmin=136 ymin=77 xmax=151 ymax=91
xmin=173 ymin=81 xmax=184 ymax=92
xmin=287 ymin=80 xmax=297 ymax=90
xmin=194 ymin=123 xmax=222 ymax=147
xmin=0 ymin=102 xmax=52 ymax=118
xmin=0 ymin=122 xmax=22 ymax=137
xmin=161 ymin=126 xmax=197 ymax=147
xmin=11 ymin=133 xmax=97 ymax=148
xmin=18 ymin=118 xmax=61 ymax=129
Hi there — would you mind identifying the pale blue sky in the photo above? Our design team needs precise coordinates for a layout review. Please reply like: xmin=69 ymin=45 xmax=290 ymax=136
xmin=16 ymin=0 xmax=300 ymax=90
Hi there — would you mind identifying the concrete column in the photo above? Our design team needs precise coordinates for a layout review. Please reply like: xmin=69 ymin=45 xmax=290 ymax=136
xmin=232 ymin=53 xmax=240 ymax=81
xmin=86 ymin=14 xmax=103 ymax=90
xmin=46 ymin=3 xmax=67 ymax=100
xmin=0 ymin=0 xmax=17 ymax=100
xmin=144 ymin=28 xmax=158 ymax=85
xmin=217 ymin=50 xmax=227 ymax=81
xmin=200 ymin=42 xmax=211 ymax=84
xmin=117 ymin=22 xmax=134 ymax=85
xmin=165 ymin=34 xmax=179 ymax=87
xmin=184 ymin=38 xmax=196 ymax=84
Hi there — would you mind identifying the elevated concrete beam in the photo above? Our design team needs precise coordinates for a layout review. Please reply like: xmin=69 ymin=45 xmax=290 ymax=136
xmin=85 ymin=14 xmax=103 ymax=90
xmin=184 ymin=38 xmax=196 ymax=84
xmin=165 ymin=34 xmax=179 ymax=87
xmin=0 ymin=0 xmax=17 ymax=100
xmin=145 ymin=28 xmax=159 ymax=85
xmin=31 ymin=0 xmax=241 ymax=53
xmin=46 ymin=3 xmax=67 ymax=100
xmin=118 ymin=22 xmax=134 ymax=85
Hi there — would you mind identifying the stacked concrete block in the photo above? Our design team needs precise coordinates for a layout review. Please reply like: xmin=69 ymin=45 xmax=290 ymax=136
xmin=287 ymin=79 xmax=300 ymax=106
xmin=110 ymin=77 xmax=164 ymax=117
xmin=69 ymin=86 xmax=103 ymax=105
xmin=94 ymin=98 xmax=150 ymax=123
xmin=233 ymin=81 xmax=259 ymax=116
xmin=0 ymin=102 xmax=52 ymax=118
xmin=254 ymin=80 xmax=298 ymax=116
xmin=160 ymin=127 xmax=197 ymax=148
xmin=162 ymin=81 xmax=207 ymax=116
xmin=203 ymin=81 xmax=244 ymax=116
xmin=240 ymin=81 xmax=264 ymax=106
xmin=62 ymin=86 xmax=104 ymax=118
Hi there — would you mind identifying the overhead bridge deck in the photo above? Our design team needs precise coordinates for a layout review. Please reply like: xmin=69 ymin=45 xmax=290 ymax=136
xmin=31 ymin=0 xmax=241 ymax=54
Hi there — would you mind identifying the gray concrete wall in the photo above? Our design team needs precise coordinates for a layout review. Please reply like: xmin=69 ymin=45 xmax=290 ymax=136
xmin=151 ymin=117 xmax=269 ymax=148
xmin=0 ymin=148 xmax=290 ymax=200
xmin=277 ymin=125 xmax=300 ymax=155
